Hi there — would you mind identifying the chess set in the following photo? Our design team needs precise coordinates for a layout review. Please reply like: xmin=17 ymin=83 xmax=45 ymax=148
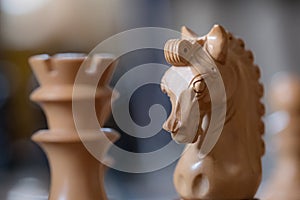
xmin=26 ymin=25 xmax=300 ymax=200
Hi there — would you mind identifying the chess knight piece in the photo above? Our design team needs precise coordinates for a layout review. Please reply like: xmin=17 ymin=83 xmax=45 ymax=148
xmin=29 ymin=53 xmax=119 ymax=200
xmin=262 ymin=73 xmax=300 ymax=200
xmin=161 ymin=25 xmax=265 ymax=199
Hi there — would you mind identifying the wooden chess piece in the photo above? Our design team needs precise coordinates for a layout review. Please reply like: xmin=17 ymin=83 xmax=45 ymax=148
xmin=29 ymin=53 xmax=119 ymax=200
xmin=262 ymin=73 xmax=300 ymax=200
xmin=161 ymin=25 xmax=264 ymax=199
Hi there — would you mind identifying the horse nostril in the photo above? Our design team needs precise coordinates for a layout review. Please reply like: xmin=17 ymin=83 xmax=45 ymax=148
xmin=172 ymin=119 xmax=180 ymax=133
xmin=163 ymin=117 xmax=181 ymax=133
xmin=163 ymin=121 xmax=170 ymax=132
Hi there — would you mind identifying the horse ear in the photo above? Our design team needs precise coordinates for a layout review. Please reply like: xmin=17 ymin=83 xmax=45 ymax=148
xmin=181 ymin=26 xmax=198 ymax=40
xmin=206 ymin=25 xmax=228 ymax=64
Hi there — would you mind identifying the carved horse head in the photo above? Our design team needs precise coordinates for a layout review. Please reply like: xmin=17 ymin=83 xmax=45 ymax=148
xmin=161 ymin=25 xmax=265 ymax=199
xmin=161 ymin=25 xmax=232 ymax=144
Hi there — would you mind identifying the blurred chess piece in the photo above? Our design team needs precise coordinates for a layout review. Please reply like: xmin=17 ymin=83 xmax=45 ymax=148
xmin=262 ymin=73 xmax=300 ymax=200
xmin=29 ymin=53 xmax=119 ymax=200
xmin=161 ymin=25 xmax=264 ymax=199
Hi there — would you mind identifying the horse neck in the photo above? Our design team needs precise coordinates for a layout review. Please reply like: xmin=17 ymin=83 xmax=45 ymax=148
xmin=205 ymin=64 xmax=262 ymax=172
xmin=199 ymin=61 xmax=258 ymax=150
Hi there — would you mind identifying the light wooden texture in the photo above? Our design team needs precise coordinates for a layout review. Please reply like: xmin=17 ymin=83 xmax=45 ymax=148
xmin=263 ymin=73 xmax=300 ymax=200
xmin=161 ymin=25 xmax=264 ymax=199
xmin=29 ymin=53 xmax=119 ymax=200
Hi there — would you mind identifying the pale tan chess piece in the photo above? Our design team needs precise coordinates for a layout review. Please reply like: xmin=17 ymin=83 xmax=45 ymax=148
xmin=29 ymin=53 xmax=119 ymax=200
xmin=262 ymin=73 xmax=300 ymax=200
xmin=161 ymin=25 xmax=265 ymax=199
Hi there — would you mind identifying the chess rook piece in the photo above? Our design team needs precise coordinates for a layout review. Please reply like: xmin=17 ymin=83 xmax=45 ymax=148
xmin=262 ymin=73 xmax=300 ymax=200
xmin=161 ymin=25 xmax=264 ymax=199
xmin=29 ymin=53 xmax=119 ymax=200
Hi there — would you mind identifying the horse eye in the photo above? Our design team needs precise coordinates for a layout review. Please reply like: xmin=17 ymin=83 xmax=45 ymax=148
xmin=193 ymin=80 xmax=206 ymax=94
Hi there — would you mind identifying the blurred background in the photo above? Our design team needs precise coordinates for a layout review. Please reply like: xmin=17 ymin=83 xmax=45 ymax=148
xmin=0 ymin=0 xmax=300 ymax=199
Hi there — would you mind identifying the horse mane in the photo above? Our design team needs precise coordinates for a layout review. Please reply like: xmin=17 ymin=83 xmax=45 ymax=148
xmin=225 ymin=32 xmax=265 ymax=156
